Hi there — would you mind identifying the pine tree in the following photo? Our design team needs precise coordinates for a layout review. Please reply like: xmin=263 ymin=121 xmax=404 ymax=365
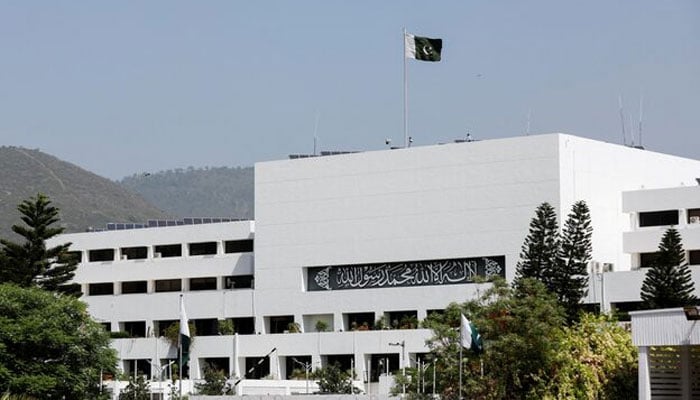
xmin=555 ymin=200 xmax=592 ymax=322
xmin=0 ymin=194 xmax=80 ymax=296
xmin=515 ymin=202 xmax=562 ymax=291
xmin=640 ymin=227 xmax=696 ymax=309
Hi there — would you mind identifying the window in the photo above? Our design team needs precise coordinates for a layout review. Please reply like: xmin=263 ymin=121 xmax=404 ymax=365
xmin=689 ymin=250 xmax=700 ymax=265
xmin=89 ymin=249 xmax=115 ymax=262
xmin=224 ymin=239 xmax=254 ymax=253
xmin=268 ymin=315 xmax=295 ymax=334
xmin=345 ymin=312 xmax=375 ymax=331
xmin=189 ymin=277 xmax=217 ymax=291
xmin=202 ymin=358 xmax=230 ymax=376
xmin=370 ymin=354 xmax=399 ymax=382
xmin=224 ymin=275 xmax=254 ymax=289
xmin=121 ymin=246 xmax=147 ymax=260
xmin=67 ymin=251 xmax=83 ymax=263
xmin=155 ymin=279 xmax=181 ymax=292
xmin=189 ymin=242 xmax=218 ymax=256
xmin=89 ymin=282 xmax=114 ymax=296
xmin=232 ymin=317 xmax=255 ymax=335
xmin=193 ymin=319 xmax=218 ymax=336
xmin=285 ymin=355 xmax=312 ymax=379
xmin=610 ymin=301 xmax=645 ymax=322
xmin=639 ymin=252 xmax=660 ymax=268
xmin=154 ymin=244 xmax=182 ymax=258
xmin=325 ymin=354 xmax=353 ymax=372
xmin=122 ymin=321 xmax=146 ymax=338
xmin=155 ymin=320 xmax=177 ymax=337
xmin=688 ymin=209 xmax=700 ymax=224
xmin=639 ymin=210 xmax=678 ymax=227
xmin=386 ymin=310 xmax=418 ymax=329
xmin=124 ymin=359 xmax=151 ymax=378
xmin=245 ymin=356 xmax=269 ymax=379
xmin=121 ymin=281 xmax=147 ymax=294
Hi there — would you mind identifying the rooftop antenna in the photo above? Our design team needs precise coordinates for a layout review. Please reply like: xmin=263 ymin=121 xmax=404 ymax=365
xmin=526 ymin=109 xmax=532 ymax=136
xmin=629 ymin=114 xmax=635 ymax=147
xmin=313 ymin=110 xmax=320 ymax=156
xmin=638 ymin=94 xmax=644 ymax=147
xmin=618 ymin=94 xmax=627 ymax=146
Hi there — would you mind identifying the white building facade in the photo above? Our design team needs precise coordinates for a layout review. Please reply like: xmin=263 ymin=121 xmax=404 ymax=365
xmin=50 ymin=133 xmax=700 ymax=397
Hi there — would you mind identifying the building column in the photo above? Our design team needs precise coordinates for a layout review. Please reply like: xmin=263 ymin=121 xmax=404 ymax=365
xmin=638 ymin=346 xmax=651 ymax=400
xmin=334 ymin=312 xmax=344 ymax=332
xmin=681 ymin=345 xmax=691 ymax=400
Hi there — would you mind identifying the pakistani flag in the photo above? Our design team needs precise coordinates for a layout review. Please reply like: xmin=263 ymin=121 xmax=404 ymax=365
xmin=405 ymin=33 xmax=442 ymax=62
xmin=179 ymin=297 xmax=191 ymax=365
xmin=460 ymin=314 xmax=483 ymax=354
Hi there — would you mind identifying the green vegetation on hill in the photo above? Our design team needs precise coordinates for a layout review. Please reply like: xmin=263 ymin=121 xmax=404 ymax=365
xmin=0 ymin=146 xmax=169 ymax=239
xmin=120 ymin=166 xmax=254 ymax=220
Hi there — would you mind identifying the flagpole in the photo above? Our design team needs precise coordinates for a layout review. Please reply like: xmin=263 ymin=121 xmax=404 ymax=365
xmin=179 ymin=294 xmax=183 ymax=398
xmin=403 ymin=27 xmax=408 ymax=148
xmin=459 ymin=341 xmax=463 ymax=400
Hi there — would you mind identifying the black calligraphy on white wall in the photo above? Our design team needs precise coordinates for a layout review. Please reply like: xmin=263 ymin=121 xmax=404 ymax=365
xmin=307 ymin=256 xmax=505 ymax=291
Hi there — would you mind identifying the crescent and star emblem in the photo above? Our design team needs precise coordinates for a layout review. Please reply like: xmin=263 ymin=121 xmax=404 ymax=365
xmin=422 ymin=45 xmax=432 ymax=56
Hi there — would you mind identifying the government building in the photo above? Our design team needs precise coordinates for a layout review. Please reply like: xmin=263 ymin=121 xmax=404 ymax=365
xmin=49 ymin=133 xmax=700 ymax=398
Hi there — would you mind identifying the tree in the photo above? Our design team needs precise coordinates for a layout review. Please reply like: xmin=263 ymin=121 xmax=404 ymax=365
xmin=313 ymin=362 xmax=360 ymax=394
xmin=0 ymin=194 xmax=80 ymax=296
xmin=545 ymin=314 xmax=637 ymax=400
xmin=420 ymin=278 xmax=566 ymax=399
xmin=194 ymin=363 xmax=233 ymax=395
xmin=417 ymin=279 xmax=637 ymax=400
xmin=515 ymin=202 xmax=562 ymax=291
xmin=555 ymin=200 xmax=592 ymax=322
xmin=0 ymin=283 xmax=117 ymax=399
xmin=640 ymin=228 xmax=697 ymax=309
xmin=118 ymin=375 xmax=150 ymax=400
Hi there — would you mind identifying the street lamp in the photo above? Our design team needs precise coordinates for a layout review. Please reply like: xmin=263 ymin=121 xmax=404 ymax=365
xmin=389 ymin=341 xmax=406 ymax=396
xmin=291 ymin=357 xmax=311 ymax=394
xmin=683 ymin=306 xmax=700 ymax=321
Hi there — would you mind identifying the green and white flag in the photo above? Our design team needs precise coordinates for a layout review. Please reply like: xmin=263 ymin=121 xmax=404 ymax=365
xmin=460 ymin=314 xmax=483 ymax=354
xmin=179 ymin=296 xmax=191 ymax=365
xmin=405 ymin=33 xmax=443 ymax=62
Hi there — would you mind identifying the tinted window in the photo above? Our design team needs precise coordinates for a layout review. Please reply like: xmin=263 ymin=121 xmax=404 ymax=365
xmin=224 ymin=239 xmax=253 ymax=253
xmin=639 ymin=210 xmax=678 ymax=227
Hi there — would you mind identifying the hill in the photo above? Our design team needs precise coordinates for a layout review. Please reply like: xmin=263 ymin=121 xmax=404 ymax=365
xmin=0 ymin=146 xmax=169 ymax=240
xmin=119 ymin=166 xmax=254 ymax=220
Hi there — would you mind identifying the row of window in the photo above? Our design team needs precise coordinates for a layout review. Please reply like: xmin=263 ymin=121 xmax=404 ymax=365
xmin=639 ymin=249 xmax=700 ymax=268
xmin=123 ymin=352 xmax=416 ymax=382
xmin=110 ymin=317 xmax=256 ymax=338
xmin=88 ymin=275 xmax=254 ymax=296
xmin=638 ymin=208 xmax=700 ymax=228
xmin=71 ymin=239 xmax=253 ymax=263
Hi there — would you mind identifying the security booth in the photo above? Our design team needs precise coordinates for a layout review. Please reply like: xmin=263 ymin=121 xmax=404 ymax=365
xmin=631 ymin=307 xmax=700 ymax=399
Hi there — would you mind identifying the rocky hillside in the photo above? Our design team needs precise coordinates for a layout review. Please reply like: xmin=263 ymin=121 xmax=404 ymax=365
xmin=119 ymin=166 xmax=254 ymax=220
xmin=0 ymin=146 xmax=169 ymax=240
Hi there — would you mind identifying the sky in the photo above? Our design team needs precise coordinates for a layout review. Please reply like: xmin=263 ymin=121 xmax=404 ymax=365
xmin=1 ymin=1 xmax=699 ymax=180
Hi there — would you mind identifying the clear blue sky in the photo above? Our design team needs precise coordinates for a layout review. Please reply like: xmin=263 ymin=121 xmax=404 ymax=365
xmin=1 ymin=1 xmax=698 ymax=180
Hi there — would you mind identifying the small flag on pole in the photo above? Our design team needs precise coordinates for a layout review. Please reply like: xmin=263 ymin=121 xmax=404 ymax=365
xmin=405 ymin=33 xmax=443 ymax=62
xmin=460 ymin=314 xmax=483 ymax=354
xmin=180 ymin=297 xmax=191 ymax=365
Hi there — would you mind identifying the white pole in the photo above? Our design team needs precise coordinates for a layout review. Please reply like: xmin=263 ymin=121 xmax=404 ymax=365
xmin=403 ymin=27 xmax=409 ymax=148
xmin=366 ymin=359 xmax=371 ymax=397
xmin=179 ymin=295 xmax=183 ymax=399
xmin=432 ymin=358 xmax=436 ymax=396
xmin=401 ymin=341 xmax=406 ymax=397
xmin=458 ymin=344 xmax=463 ymax=400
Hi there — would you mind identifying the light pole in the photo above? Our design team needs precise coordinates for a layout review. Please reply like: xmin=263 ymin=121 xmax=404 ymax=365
xmin=389 ymin=341 xmax=406 ymax=396
xmin=291 ymin=357 xmax=311 ymax=394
